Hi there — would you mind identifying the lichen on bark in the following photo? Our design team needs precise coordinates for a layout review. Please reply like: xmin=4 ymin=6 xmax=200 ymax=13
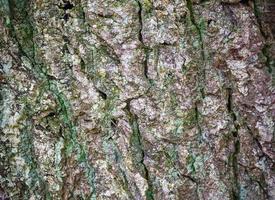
xmin=0 ymin=0 xmax=274 ymax=199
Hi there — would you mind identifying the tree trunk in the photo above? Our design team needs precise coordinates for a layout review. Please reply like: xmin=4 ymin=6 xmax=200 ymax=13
xmin=0 ymin=0 xmax=274 ymax=199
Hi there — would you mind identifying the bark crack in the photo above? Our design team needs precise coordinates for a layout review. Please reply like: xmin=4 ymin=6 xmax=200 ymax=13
xmin=123 ymin=100 xmax=154 ymax=200
xmin=226 ymin=88 xmax=241 ymax=200
xmin=136 ymin=0 xmax=149 ymax=80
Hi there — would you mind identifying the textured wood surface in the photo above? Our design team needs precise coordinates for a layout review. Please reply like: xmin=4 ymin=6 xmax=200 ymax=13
xmin=0 ymin=0 xmax=274 ymax=199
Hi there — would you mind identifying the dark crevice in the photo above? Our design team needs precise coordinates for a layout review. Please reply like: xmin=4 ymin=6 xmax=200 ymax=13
xmin=56 ymin=1 xmax=74 ymax=22
xmin=96 ymin=88 xmax=107 ymax=100
xmin=136 ymin=0 xmax=143 ymax=43
xmin=227 ymin=88 xmax=237 ymax=122
xmin=91 ymin=12 xmax=114 ymax=19
xmin=136 ymin=0 xmax=150 ymax=81
xmin=63 ymin=13 xmax=69 ymax=22
xmin=62 ymin=35 xmax=70 ymax=47
xmin=240 ymin=0 xmax=250 ymax=5
xmin=105 ymin=134 xmax=135 ymax=199
xmin=80 ymin=57 xmax=86 ymax=71
xmin=110 ymin=118 xmax=118 ymax=130
xmin=144 ymin=48 xmax=149 ymax=79
xmin=200 ymin=0 xmax=210 ymax=3
xmin=256 ymin=181 xmax=269 ymax=199
xmin=231 ymin=140 xmax=240 ymax=200
xmin=63 ymin=1 xmax=74 ymax=10
xmin=160 ymin=41 xmax=176 ymax=46
xmin=262 ymin=44 xmax=272 ymax=74
xmin=82 ymin=11 xmax=86 ymax=22
xmin=226 ymin=88 xmax=241 ymax=200
xmin=207 ymin=19 xmax=213 ymax=25
xmin=180 ymin=173 xmax=198 ymax=184
xmin=123 ymin=100 xmax=154 ymax=200
xmin=57 ymin=1 xmax=74 ymax=11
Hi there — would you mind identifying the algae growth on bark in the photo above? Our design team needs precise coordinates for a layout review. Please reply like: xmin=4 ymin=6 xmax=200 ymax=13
xmin=0 ymin=0 xmax=274 ymax=199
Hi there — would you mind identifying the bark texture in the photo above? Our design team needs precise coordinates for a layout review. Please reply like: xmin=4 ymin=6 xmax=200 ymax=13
xmin=0 ymin=0 xmax=274 ymax=199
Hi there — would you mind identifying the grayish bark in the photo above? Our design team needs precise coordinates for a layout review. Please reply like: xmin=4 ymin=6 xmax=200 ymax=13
xmin=0 ymin=0 xmax=274 ymax=199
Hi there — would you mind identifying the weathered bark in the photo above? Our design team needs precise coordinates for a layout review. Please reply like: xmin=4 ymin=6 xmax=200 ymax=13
xmin=0 ymin=0 xmax=274 ymax=199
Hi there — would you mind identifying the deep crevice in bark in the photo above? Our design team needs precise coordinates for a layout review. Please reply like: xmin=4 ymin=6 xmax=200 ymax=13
xmin=136 ymin=0 xmax=149 ymax=80
xmin=96 ymin=88 xmax=108 ymax=100
xmin=136 ymin=0 xmax=143 ymax=44
xmin=226 ymin=88 xmax=241 ymax=200
xmin=144 ymin=48 xmax=149 ymax=80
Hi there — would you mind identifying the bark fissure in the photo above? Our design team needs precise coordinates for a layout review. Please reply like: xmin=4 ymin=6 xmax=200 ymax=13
xmin=136 ymin=0 xmax=150 ymax=80
xmin=226 ymin=88 xmax=240 ymax=200
xmin=136 ymin=0 xmax=144 ymax=44
xmin=124 ymin=100 xmax=154 ymax=200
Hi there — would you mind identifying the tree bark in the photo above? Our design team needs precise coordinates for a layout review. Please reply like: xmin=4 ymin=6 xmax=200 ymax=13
xmin=0 ymin=0 xmax=274 ymax=199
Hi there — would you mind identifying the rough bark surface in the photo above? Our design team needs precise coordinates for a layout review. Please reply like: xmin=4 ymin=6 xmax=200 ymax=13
xmin=0 ymin=0 xmax=274 ymax=199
